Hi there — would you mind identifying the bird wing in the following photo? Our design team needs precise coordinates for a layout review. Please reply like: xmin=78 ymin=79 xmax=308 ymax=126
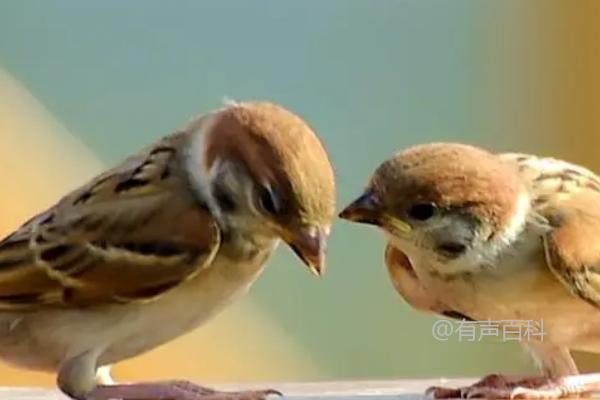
xmin=502 ymin=153 xmax=600 ymax=307
xmin=0 ymin=134 xmax=220 ymax=308
xmin=542 ymin=188 xmax=600 ymax=308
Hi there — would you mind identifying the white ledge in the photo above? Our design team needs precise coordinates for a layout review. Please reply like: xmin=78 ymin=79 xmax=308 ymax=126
xmin=0 ymin=379 xmax=476 ymax=399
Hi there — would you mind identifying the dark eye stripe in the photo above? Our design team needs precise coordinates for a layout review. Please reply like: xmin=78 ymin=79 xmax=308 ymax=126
xmin=212 ymin=182 xmax=236 ymax=212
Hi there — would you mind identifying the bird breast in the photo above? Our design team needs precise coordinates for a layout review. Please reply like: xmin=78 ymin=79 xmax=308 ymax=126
xmin=0 ymin=245 xmax=273 ymax=371
xmin=406 ymin=232 xmax=600 ymax=350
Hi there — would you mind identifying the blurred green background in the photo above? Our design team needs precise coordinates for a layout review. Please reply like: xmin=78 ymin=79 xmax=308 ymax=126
xmin=1 ymin=0 xmax=599 ymax=385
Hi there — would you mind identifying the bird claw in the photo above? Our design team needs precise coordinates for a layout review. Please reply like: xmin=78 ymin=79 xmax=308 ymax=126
xmin=200 ymin=388 xmax=283 ymax=400
xmin=86 ymin=381 xmax=283 ymax=400
xmin=425 ymin=386 xmax=462 ymax=399
xmin=426 ymin=374 xmax=600 ymax=399
xmin=426 ymin=374 xmax=516 ymax=399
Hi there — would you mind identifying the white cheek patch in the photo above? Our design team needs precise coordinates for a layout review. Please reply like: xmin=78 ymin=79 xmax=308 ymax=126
xmin=185 ymin=116 xmax=224 ymax=225
xmin=381 ymin=192 xmax=533 ymax=278
xmin=440 ymin=191 xmax=531 ymax=274
xmin=498 ymin=191 xmax=531 ymax=248
xmin=185 ymin=127 xmax=210 ymax=199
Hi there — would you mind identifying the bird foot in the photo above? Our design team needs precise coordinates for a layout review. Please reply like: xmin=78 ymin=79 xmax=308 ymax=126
xmin=426 ymin=373 xmax=600 ymax=399
xmin=85 ymin=380 xmax=282 ymax=400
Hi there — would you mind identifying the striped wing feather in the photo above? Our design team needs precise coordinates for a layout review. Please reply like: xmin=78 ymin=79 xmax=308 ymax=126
xmin=505 ymin=153 xmax=600 ymax=308
xmin=0 ymin=134 xmax=220 ymax=308
xmin=542 ymin=190 xmax=600 ymax=308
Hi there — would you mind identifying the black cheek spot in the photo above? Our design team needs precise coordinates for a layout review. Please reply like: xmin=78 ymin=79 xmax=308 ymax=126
xmin=437 ymin=242 xmax=467 ymax=258
xmin=212 ymin=184 xmax=236 ymax=212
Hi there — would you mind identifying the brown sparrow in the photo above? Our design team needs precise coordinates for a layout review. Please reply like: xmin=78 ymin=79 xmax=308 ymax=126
xmin=340 ymin=142 xmax=600 ymax=399
xmin=0 ymin=101 xmax=335 ymax=400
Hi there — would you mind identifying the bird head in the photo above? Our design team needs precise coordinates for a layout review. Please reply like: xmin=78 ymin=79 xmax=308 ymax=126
xmin=189 ymin=101 xmax=335 ymax=276
xmin=340 ymin=143 xmax=528 ymax=271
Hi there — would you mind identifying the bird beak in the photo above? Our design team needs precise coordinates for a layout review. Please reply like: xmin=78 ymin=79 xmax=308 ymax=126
xmin=339 ymin=192 xmax=383 ymax=225
xmin=339 ymin=192 xmax=411 ymax=233
xmin=284 ymin=226 xmax=327 ymax=277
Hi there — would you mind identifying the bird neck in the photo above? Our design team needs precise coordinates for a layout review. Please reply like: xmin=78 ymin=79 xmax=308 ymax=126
xmin=219 ymin=228 xmax=279 ymax=264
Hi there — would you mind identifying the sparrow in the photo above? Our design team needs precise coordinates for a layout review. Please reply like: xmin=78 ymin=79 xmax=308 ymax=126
xmin=0 ymin=101 xmax=336 ymax=400
xmin=340 ymin=142 xmax=600 ymax=399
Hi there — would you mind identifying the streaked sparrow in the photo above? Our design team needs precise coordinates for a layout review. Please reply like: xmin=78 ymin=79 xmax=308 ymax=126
xmin=0 ymin=101 xmax=336 ymax=400
xmin=340 ymin=142 xmax=600 ymax=398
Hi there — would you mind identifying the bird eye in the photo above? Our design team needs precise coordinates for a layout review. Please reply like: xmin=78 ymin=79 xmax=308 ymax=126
xmin=407 ymin=203 xmax=437 ymax=221
xmin=257 ymin=186 xmax=280 ymax=215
